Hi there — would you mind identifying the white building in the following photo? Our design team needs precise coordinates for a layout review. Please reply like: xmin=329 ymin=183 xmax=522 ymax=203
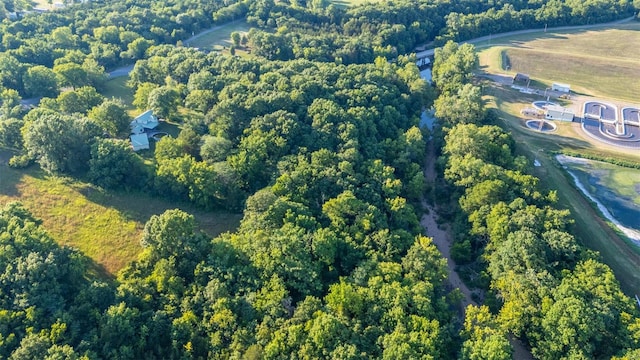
xmin=130 ymin=110 xmax=159 ymax=134
xmin=130 ymin=133 xmax=150 ymax=151
xmin=545 ymin=105 xmax=574 ymax=122
xmin=552 ymin=83 xmax=571 ymax=93
xmin=129 ymin=110 xmax=159 ymax=151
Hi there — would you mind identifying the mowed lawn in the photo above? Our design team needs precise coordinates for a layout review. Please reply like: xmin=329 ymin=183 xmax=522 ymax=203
xmin=102 ymin=76 xmax=134 ymax=110
xmin=186 ymin=20 xmax=251 ymax=51
xmin=0 ymin=159 xmax=242 ymax=277
xmin=482 ymin=81 xmax=640 ymax=295
xmin=331 ymin=0 xmax=382 ymax=7
xmin=477 ymin=23 xmax=640 ymax=102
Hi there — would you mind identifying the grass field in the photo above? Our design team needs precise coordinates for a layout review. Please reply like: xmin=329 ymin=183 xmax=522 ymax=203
xmin=102 ymin=77 xmax=134 ymax=111
xmin=331 ymin=0 xmax=381 ymax=7
xmin=0 ymin=157 xmax=242 ymax=277
xmin=482 ymin=80 xmax=640 ymax=295
xmin=186 ymin=20 xmax=251 ymax=52
xmin=477 ymin=23 xmax=640 ymax=102
xmin=30 ymin=0 xmax=50 ymax=8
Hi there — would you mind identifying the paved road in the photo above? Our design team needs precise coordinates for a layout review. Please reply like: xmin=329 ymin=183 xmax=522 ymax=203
xmin=415 ymin=15 xmax=636 ymax=59
xmin=108 ymin=64 xmax=134 ymax=78
xmin=106 ymin=20 xmax=244 ymax=79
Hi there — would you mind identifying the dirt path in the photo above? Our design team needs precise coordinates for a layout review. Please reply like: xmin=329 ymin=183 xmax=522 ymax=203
xmin=421 ymin=140 xmax=534 ymax=360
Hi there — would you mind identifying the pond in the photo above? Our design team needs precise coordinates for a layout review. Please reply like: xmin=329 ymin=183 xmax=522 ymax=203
xmin=557 ymin=155 xmax=640 ymax=244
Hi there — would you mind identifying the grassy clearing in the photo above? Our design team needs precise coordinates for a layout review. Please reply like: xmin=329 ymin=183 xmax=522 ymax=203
xmin=0 ymin=161 xmax=242 ymax=277
xmin=102 ymin=77 xmax=134 ymax=110
xmin=477 ymin=23 xmax=640 ymax=102
xmin=186 ymin=20 xmax=251 ymax=51
xmin=483 ymin=80 xmax=640 ymax=294
xmin=331 ymin=0 xmax=382 ymax=7
xmin=30 ymin=0 xmax=50 ymax=9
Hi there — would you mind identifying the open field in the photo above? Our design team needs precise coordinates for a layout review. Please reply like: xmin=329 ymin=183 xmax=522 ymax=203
xmin=482 ymin=80 xmax=640 ymax=295
xmin=102 ymin=77 xmax=134 ymax=110
xmin=477 ymin=22 xmax=640 ymax=102
xmin=186 ymin=20 xmax=251 ymax=51
xmin=0 ymin=157 xmax=242 ymax=277
xmin=331 ymin=0 xmax=382 ymax=7
xmin=30 ymin=0 xmax=50 ymax=9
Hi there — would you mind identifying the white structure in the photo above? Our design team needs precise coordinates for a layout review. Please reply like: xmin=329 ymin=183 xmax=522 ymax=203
xmin=552 ymin=83 xmax=571 ymax=93
xmin=130 ymin=133 xmax=150 ymax=151
xmin=545 ymin=105 xmax=574 ymax=122
xmin=129 ymin=110 xmax=159 ymax=151
xmin=130 ymin=110 xmax=159 ymax=134
xmin=416 ymin=57 xmax=431 ymax=68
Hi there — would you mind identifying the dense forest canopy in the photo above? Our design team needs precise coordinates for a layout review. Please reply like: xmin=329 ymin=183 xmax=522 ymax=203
xmin=0 ymin=0 xmax=639 ymax=358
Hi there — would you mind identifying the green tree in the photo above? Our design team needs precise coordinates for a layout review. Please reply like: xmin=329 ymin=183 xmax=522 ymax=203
xmin=0 ymin=54 xmax=24 ymax=93
xmin=434 ymin=83 xmax=485 ymax=126
xmin=231 ymin=31 xmax=241 ymax=47
xmin=57 ymin=86 xmax=104 ymax=115
xmin=122 ymin=38 xmax=154 ymax=60
xmin=23 ymin=114 xmax=99 ymax=174
xmin=537 ymin=259 xmax=634 ymax=359
xmin=53 ymin=63 xmax=88 ymax=89
xmin=200 ymin=135 xmax=233 ymax=163
xmin=432 ymin=41 xmax=478 ymax=94
xmin=461 ymin=305 xmax=512 ymax=360
xmin=140 ymin=209 xmax=210 ymax=278
xmin=23 ymin=65 xmax=59 ymax=98
xmin=49 ymin=26 xmax=78 ymax=48
xmin=88 ymin=99 xmax=131 ymax=135
xmin=88 ymin=138 xmax=147 ymax=190
xmin=132 ymin=82 xmax=159 ymax=110
xmin=9 ymin=333 xmax=50 ymax=360
xmin=0 ymin=118 xmax=23 ymax=149
xmin=147 ymin=86 xmax=181 ymax=119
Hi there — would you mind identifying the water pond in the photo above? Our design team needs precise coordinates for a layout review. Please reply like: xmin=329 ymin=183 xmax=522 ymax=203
xmin=557 ymin=155 xmax=640 ymax=244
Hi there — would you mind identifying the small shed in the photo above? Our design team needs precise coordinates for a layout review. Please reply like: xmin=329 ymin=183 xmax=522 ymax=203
xmin=552 ymin=83 xmax=571 ymax=93
xmin=513 ymin=73 xmax=530 ymax=83
xmin=545 ymin=105 xmax=574 ymax=122
xmin=130 ymin=133 xmax=150 ymax=151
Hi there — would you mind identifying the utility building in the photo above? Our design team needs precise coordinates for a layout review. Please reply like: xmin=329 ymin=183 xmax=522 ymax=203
xmin=545 ymin=105 xmax=574 ymax=122
xmin=552 ymin=83 xmax=571 ymax=93
xmin=513 ymin=73 xmax=530 ymax=83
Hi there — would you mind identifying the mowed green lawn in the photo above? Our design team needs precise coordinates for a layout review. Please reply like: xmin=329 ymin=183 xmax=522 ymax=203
xmin=186 ymin=20 xmax=251 ymax=51
xmin=478 ymin=23 xmax=640 ymax=102
xmin=102 ymin=76 xmax=134 ymax=110
xmin=482 ymin=81 xmax=640 ymax=295
xmin=0 ymin=157 xmax=242 ymax=277
xmin=331 ymin=0 xmax=382 ymax=7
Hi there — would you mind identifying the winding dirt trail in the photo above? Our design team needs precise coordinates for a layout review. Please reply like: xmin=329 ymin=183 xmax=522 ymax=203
xmin=421 ymin=140 xmax=534 ymax=360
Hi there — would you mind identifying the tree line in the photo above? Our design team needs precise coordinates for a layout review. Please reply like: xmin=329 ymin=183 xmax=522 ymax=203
xmin=243 ymin=0 xmax=634 ymax=63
